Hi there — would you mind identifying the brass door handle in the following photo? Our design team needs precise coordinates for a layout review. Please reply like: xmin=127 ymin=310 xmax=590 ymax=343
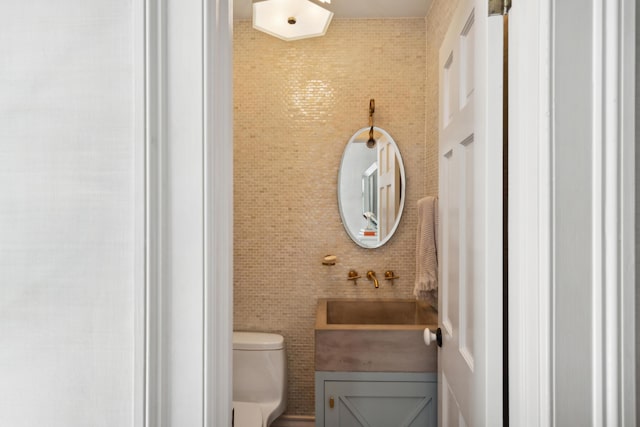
xmin=329 ymin=396 xmax=334 ymax=409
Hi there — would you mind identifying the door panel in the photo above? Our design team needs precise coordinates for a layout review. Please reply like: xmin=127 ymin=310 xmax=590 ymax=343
xmin=460 ymin=138 xmax=475 ymax=366
xmin=438 ymin=0 xmax=503 ymax=425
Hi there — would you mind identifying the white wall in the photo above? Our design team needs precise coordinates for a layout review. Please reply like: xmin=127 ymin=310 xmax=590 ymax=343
xmin=0 ymin=1 xmax=142 ymax=426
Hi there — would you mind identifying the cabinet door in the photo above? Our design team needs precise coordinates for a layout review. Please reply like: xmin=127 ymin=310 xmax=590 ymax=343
xmin=324 ymin=380 xmax=436 ymax=427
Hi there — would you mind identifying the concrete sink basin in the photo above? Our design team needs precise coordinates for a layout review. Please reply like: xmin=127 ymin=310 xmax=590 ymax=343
xmin=323 ymin=298 xmax=437 ymax=325
xmin=315 ymin=298 xmax=438 ymax=372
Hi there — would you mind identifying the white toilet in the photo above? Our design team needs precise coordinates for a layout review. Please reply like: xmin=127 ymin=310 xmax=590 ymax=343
xmin=233 ymin=331 xmax=287 ymax=427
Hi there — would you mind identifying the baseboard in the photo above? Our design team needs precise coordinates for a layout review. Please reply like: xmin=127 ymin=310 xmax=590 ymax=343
xmin=272 ymin=414 xmax=315 ymax=427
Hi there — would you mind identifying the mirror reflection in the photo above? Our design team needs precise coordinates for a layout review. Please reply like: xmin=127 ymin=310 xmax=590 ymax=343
xmin=338 ymin=126 xmax=405 ymax=248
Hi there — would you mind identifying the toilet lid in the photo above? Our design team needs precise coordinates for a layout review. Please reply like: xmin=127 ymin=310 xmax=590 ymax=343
xmin=233 ymin=401 xmax=263 ymax=427
xmin=233 ymin=331 xmax=284 ymax=350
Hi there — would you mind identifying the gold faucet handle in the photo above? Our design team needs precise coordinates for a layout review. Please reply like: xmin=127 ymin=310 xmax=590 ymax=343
xmin=347 ymin=270 xmax=361 ymax=285
xmin=384 ymin=270 xmax=399 ymax=285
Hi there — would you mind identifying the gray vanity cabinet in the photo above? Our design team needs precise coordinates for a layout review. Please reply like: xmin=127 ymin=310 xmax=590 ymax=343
xmin=315 ymin=372 xmax=437 ymax=427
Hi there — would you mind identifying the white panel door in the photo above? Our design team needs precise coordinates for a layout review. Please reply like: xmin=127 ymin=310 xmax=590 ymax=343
xmin=438 ymin=0 xmax=503 ymax=425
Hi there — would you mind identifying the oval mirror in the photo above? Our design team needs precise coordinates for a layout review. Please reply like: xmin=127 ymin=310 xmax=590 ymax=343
xmin=338 ymin=126 xmax=406 ymax=248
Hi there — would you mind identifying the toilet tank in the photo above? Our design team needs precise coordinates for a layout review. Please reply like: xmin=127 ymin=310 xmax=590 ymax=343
xmin=233 ymin=332 xmax=287 ymax=404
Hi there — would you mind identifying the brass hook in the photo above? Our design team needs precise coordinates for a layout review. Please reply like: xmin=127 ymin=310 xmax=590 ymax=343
xmin=367 ymin=99 xmax=376 ymax=148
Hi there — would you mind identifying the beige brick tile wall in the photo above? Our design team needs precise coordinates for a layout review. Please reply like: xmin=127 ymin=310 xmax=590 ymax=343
xmin=234 ymin=10 xmax=451 ymax=415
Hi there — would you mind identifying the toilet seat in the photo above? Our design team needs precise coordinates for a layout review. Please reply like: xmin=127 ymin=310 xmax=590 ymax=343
xmin=233 ymin=401 xmax=263 ymax=427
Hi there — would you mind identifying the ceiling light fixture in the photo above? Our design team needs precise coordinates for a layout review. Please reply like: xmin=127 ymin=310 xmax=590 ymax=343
xmin=253 ymin=0 xmax=334 ymax=42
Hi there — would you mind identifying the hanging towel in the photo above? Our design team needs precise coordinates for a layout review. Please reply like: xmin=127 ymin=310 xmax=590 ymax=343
xmin=414 ymin=196 xmax=438 ymax=301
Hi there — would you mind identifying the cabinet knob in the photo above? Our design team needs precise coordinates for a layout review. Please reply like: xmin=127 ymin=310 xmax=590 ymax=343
xmin=329 ymin=396 xmax=335 ymax=409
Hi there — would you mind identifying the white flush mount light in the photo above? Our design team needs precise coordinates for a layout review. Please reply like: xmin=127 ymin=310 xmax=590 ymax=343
xmin=253 ymin=0 xmax=334 ymax=42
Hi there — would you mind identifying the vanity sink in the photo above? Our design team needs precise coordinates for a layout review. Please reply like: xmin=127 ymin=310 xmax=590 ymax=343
xmin=323 ymin=298 xmax=437 ymax=325
xmin=315 ymin=298 xmax=438 ymax=372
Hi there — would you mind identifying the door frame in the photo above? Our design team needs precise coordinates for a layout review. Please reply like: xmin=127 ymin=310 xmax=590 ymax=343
xmin=138 ymin=0 xmax=636 ymax=425
xmin=506 ymin=1 xmax=553 ymax=424
xmin=508 ymin=0 xmax=636 ymax=425
xmin=142 ymin=0 xmax=234 ymax=426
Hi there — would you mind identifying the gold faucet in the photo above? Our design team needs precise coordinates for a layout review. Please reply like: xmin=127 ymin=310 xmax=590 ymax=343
xmin=366 ymin=271 xmax=379 ymax=288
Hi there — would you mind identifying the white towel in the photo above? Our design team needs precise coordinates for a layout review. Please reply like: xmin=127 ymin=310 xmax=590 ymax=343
xmin=414 ymin=196 xmax=438 ymax=302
